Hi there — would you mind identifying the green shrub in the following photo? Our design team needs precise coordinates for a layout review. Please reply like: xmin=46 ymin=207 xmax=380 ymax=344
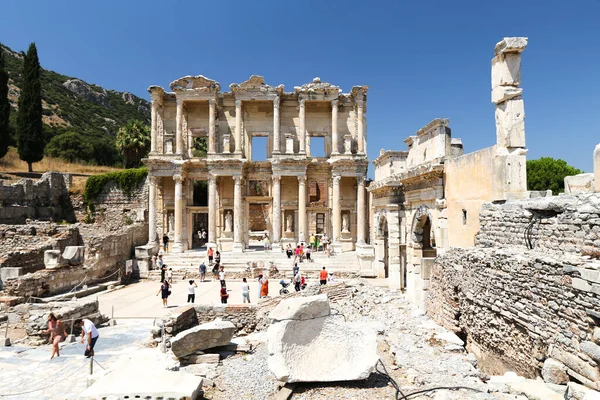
xmin=83 ymin=167 xmax=147 ymax=207
xmin=45 ymin=131 xmax=94 ymax=163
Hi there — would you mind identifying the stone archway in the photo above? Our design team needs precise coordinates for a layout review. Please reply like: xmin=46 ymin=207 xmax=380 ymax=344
xmin=407 ymin=205 xmax=437 ymax=310
xmin=411 ymin=205 xmax=437 ymax=257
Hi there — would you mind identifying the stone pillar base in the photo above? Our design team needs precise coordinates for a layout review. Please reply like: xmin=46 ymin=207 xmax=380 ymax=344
xmin=356 ymin=244 xmax=375 ymax=271
xmin=271 ymin=243 xmax=282 ymax=252
xmin=67 ymin=334 xmax=76 ymax=343
xmin=2 ymin=337 xmax=11 ymax=347
xmin=232 ymin=242 xmax=244 ymax=253
xmin=332 ymin=243 xmax=343 ymax=255
xmin=359 ymin=270 xmax=378 ymax=278
xmin=171 ymin=242 xmax=186 ymax=254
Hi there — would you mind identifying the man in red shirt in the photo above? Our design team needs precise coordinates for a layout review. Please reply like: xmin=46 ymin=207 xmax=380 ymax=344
xmin=319 ymin=267 xmax=328 ymax=285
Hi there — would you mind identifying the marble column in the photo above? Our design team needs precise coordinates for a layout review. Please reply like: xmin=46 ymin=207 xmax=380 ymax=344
xmin=298 ymin=176 xmax=307 ymax=243
xmin=356 ymin=95 xmax=364 ymax=154
xmin=233 ymin=176 xmax=243 ymax=252
xmin=356 ymin=176 xmax=366 ymax=244
xmin=272 ymin=175 xmax=281 ymax=246
xmin=208 ymin=98 xmax=216 ymax=154
xmin=331 ymin=99 xmax=339 ymax=155
xmin=298 ymin=99 xmax=306 ymax=154
xmin=147 ymin=176 xmax=158 ymax=245
xmin=208 ymin=174 xmax=217 ymax=247
xmin=273 ymin=97 xmax=280 ymax=154
xmin=332 ymin=175 xmax=341 ymax=242
xmin=176 ymin=99 xmax=183 ymax=155
xmin=150 ymin=102 xmax=157 ymax=153
xmin=173 ymin=175 xmax=184 ymax=253
xmin=235 ymin=99 xmax=242 ymax=154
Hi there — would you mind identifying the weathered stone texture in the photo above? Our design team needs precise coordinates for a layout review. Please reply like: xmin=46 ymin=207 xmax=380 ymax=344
xmin=476 ymin=194 xmax=600 ymax=256
xmin=0 ymin=172 xmax=73 ymax=224
xmin=170 ymin=319 xmax=236 ymax=358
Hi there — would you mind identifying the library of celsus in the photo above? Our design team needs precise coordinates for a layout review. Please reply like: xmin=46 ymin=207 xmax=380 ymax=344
xmin=145 ymin=76 xmax=369 ymax=254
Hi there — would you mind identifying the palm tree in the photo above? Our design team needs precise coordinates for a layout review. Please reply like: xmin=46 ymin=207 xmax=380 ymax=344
xmin=116 ymin=120 xmax=150 ymax=168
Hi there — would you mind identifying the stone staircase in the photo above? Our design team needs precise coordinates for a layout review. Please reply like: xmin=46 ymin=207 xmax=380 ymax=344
xmin=157 ymin=248 xmax=361 ymax=278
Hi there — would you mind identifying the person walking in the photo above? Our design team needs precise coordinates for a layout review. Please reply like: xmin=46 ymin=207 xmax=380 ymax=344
xmin=167 ymin=268 xmax=173 ymax=284
xmin=212 ymin=262 xmax=220 ymax=280
xmin=207 ymin=247 xmax=214 ymax=265
xmin=257 ymin=275 xmax=263 ymax=299
xmin=156 ymin=280 xmax=171 ymax=308
xmin=264 ymin=236 xmax=270 ymax=251
xmin=306 ymin=246 xmax=312 ymax=262
xmin=293 ymin=270 xmax=301 ymax=292
xmin=319 ymin=267 xmax=328 ymax=285
xmin=215 ymin=251 xmax=221 ymax=265
xmin=315 ymin=234 xmax=321 ymax=253
xmin=241 ymin=278 xmax=250 ymax=304
xmin=286 ymin=244 xmax=294 ymax=259
xmin=160 ymin=263 xmax=167 ymax=283
xmin=44 ymin=313 xmax=67 ymax=359
xmin=260 ymin=274 xmax=269 ymax=298
xmin=220 ymin=286 xmax=229 ymax=304
xmin=187 ymin=280 xmax=197 ymax=303
xmin=309 ymin=233 xmax=316 ymax=251
xmin=322 ymin=234 xmax=329 ymax=256
xmin=199 ymin=261 xmax=207 ymax=282
xmin=156 ymin=254 xmax=164 ymax=274
xmin=75 ymin=318 xmax=99 ymax=358
xmin=162 ymin=234 xmax=169 ymax=253
xmin=219 ymin=266 xmax=226 ymax=288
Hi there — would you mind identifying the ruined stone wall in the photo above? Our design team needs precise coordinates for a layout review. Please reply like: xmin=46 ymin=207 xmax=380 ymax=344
xmin=88 ymin=177 xmax=149 ymax=232
xmin=428 ymin=193 xmax=600 ymax=389
xmin=476 ymin=194 xmax=600 ymax=256
xmin=0 ymin=172 xmax=74 ymax=224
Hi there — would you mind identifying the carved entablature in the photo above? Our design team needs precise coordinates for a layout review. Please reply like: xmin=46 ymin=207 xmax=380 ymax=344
xmin=169 ymin=75 xmax=221 ymax=93
xmin=370 ymin=185 xmax=404 ymax=201
xmin=148 ymin=86 xmax=165 ymax=105
xmin=330 ymin=158 xmax=368 ymax=176
xmin=229 ymin=75 xmax=284 ymax=100
xmin=416 ymin=118 xmax=449 ymax=137
xmin=294 ymin=77 xmax=341 ymax=101
xmin=401 ymin=168 xmax=444 ymax=193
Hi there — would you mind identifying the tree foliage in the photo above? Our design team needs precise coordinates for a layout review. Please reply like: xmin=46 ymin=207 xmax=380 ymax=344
xmin=45 ymin=131 xmax=94 ymax=163
xmin=116 ymin=120 xmax=150 ymax=168
xmin=527 ymin=157 xmax=583 ymax=195
xmin=17 ymin=43 xmax=44 ymax=172
xmin=0 ymin=44 xmax=10 ymax=159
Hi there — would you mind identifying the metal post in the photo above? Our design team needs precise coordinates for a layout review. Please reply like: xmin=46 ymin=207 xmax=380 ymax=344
xmin=161 ymin=324 xmax=166 ymax=353
xmin=89 ymin=356 xmax=94 ymax=375
xmin=109 ymin=305 xmax=117 ymax=326
xmin=68 ymin=318 xmax=76 ymax=343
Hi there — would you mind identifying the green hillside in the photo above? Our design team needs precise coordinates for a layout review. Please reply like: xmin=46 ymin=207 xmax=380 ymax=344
xmin=1 ymin=43 xmax=150 ymax=166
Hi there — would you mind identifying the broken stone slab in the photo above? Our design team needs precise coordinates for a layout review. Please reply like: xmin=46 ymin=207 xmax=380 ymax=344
xmin=184 ymin=353 xmax=220 ymax=364
xmin=62 ymin=246 xmax=85 ymax=265
xmin=492 ymin=86 xmax=523 ymax=104
xmin=564 ymin=174 xmax=596 ymax=195
xmin=581 ymin=341 xmax=600 ymax=364
xmin=300 ymin=282 xmax=321 ymax=297
xmin=507 ymin=379 xmax=564 ymax=400
xmin=568 ymin=382 xmax=594 ymax=400
xmin=44 ymin=250 xmax=66 ymax=269
xmin=269 ymin=294 xmax=330 ymax=321
xmin=267 ymin=312 xmax=378 ymax=383
xmin=209 ymin=342 xmax=253 ymax=353
xmin=80 ymin=366 xmax=203 ymax=400
xmin=434 ymin=331 xmax=465 ymax=347
xmin=494 ymin=37 xmax=528 ymax=55
xmin=542 ymin=358 xmax=569 ymax=385
xmin=551 ymin=348 xmax=600 ymax=383
xmin=170 ymin=319 xmax=236 ymax=358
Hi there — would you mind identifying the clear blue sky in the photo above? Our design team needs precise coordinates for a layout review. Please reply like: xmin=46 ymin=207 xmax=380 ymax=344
xmin=1 ymin=0 xmax=599 ymax=173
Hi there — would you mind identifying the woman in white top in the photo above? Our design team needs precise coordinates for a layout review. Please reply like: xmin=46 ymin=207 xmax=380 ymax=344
xmin=241 ymin=277 xmax=250 ymax=303
xmin=187 ymin=280 xmax=197 ymax=303
xmin=219 ymin=267 xmax=226 ymax=288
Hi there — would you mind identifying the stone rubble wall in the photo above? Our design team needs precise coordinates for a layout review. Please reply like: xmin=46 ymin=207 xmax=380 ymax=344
xmin=476 ymin=194 xmax=600 ymax=256
xmin=0 ymin=172 xmax=74 ymax=224
xmin=88 ymin=178 xmax=149 ymax=232
xmin=428 ymin=193 xmax=600 ymax=389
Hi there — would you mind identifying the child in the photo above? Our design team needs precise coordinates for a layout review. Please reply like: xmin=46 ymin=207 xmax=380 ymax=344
xmin=167 ymin=268 xmax=173 ymax=284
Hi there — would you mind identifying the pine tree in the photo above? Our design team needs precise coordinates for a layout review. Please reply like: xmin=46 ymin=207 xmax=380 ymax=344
xmin=17 ymin=42 xmax=44 ymax=172
xmin=0 ymin=44 xmax=10 ymax=159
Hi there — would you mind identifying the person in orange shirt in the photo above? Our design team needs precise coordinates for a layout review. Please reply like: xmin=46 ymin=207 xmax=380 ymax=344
xmin=208 ymin=247 xmax=214 ymax=265
xmin=319 ymin=267 xmax=328 ymax=285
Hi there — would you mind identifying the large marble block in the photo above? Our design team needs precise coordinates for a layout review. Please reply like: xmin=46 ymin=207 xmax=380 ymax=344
xmin=495 ymin=98 xmax=525 ymax=148
xmin=44 ymin=250 xmax=65 ymax=269
xmin=492 ymin=52 xmax=522 ymax=89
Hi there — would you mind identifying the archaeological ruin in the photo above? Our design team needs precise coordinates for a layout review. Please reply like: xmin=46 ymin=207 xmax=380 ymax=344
xmin=145 ymin=75 xmax=369 ymax=255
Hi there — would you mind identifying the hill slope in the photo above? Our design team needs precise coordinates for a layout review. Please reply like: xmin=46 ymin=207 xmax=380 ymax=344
xmin=1 ymin=43 xmax=150 ymax=164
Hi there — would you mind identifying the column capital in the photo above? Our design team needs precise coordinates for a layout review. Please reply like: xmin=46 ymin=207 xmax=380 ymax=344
xmin=235 ymin=99 xmax=242 ymax=108
xmin=297 ymin=176 xmax=306 ymax=184
xmin=272 ymin=175 xmax=281 ymax=183
xmin=208 ymin=97 xmax=216 ymax=106
xmin=233 ymin=175 xmax=242 ymax=185
xmin=333 ymin=175 xmax=342 ymax=185
xmin=273 ymin=96 xmax=280 ymax=108
xmin=331 ymin=99 xmax=339 ymax=108
xmin=357 ymin=176 xmax=365 ymax=186
xmin=149 ymin=175 xmax=159 ymax=185
xmin=173 ymin=174 xmax=184 ymax=184
xmin=355 ymin=97 xmax=364 ymax=108
xmin=298 ymin=98 xmax=306 ymax=107
xmin=176 ymin=97 xmax=184 ymax=107
xmin=208 ymin=173 xmax=216 ymax=185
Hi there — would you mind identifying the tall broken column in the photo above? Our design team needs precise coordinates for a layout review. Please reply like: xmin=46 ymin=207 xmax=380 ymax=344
xmin=492 ymin=37 xmax=528 ymax=200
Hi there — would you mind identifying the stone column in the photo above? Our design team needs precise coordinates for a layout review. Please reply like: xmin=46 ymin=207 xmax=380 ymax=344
xmin=150 ymin=102 xmax=157 ymax=153
xmin=356 ymin=95 xmax=364 ymax=154
xmin=595 ymin=144 xmax=600 ymax=193
xmin=298 ymin=176 xmax=307 ymax=243
xmin=173 ymin=175 xmax=184 ymax=253
xmin=147 ymin=176 xmax=158 ymax=245
xmin=332 ymin=175 xmax=341 ymax=243
xmin=272 ymin=176 xmax=281 ymax=247
xmin=273 ymin=97 xmax=280 ymax=154
xmin=233 ymin=176 xmax=243 ymax=252
xmin=356 ymin=176 xmax=366 ymax=244
xmin=208 ymin=98 xmax=216 ymax=154
xmin=235 ymin=99 xmax=242 ymax=154
xmin=331 ymin=99 xmax=339 ymax=155
xmin=298 ymin=98 xmax=306 ymax=154
xmin=208 ymin=174 xmax=217 ymax=247
xmin=176 ymin=99 xmax=183 ymax=155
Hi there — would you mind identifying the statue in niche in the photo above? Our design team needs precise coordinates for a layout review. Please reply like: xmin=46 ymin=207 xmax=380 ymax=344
xmin=342 ymin=213 xmax=350 ymax=233
xmin=224 ymin=211 xmax=233 ymax=232
xmin=286 ymin=214 xmax=293 ymax=233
